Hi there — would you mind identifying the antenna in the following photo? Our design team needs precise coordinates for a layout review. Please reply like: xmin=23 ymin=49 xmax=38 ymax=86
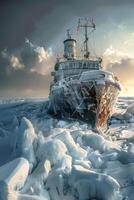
xmin=67 ymin=29 xmax=71 ymax=39
xmin=77 ymin=18 xmax=96 ymax=58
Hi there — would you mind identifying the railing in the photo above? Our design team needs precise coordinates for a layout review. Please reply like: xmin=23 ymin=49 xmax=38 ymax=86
xmin=56 ymin=56 xmax=102 ymax=63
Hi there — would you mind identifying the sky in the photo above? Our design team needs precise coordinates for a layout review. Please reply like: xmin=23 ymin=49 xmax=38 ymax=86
xmin=1 ymin=0 xmax=134 ymax=97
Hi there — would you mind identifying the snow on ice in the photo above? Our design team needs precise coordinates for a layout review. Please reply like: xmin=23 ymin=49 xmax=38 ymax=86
xmin=0 ymin=97 xmax=134 ymax=199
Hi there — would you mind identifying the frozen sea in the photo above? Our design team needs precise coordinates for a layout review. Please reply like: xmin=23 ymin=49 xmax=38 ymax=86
xmin=0 ymin=97 xmax=134 ymax=199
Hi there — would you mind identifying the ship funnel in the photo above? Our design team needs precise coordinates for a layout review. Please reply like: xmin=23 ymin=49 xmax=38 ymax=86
xmin=64 ymin=30 xmax=77 ymax=59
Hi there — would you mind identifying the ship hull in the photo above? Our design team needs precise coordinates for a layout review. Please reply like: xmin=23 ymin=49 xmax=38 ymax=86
xmin=48 ymin=71 xmax=121 ymax=129
xmin=48 ymin=74 xmax=121 ymax=130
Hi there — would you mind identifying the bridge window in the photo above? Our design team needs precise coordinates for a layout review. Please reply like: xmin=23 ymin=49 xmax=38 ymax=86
xmin=79 ymin=62 xmax=82 ymax=67
xmin=87 ymin=62 xmax=90 ymax=67
xmin=93 ymin=62 xmax=96 ymax=68
xmin=69 ymin=62 xmax=72 ymax=68
xmin=83 ymin=62 xmax=86 ymax=67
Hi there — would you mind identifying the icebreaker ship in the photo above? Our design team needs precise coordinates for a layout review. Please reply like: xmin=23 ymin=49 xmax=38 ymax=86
xmin=48 ymin=19 xmax=121 ymax=131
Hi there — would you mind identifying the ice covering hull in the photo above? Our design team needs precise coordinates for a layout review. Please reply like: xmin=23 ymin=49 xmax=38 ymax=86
xmin=48 ymin=71 xmax=121 ymax=130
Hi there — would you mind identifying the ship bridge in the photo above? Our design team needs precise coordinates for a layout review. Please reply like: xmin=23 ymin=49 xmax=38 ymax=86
xmin=51 ymin=58 xmax=102 ymax=81
xmin=51 ymin=19 xmax=102 ymax=82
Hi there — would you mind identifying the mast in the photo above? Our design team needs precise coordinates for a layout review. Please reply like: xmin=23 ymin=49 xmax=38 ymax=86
xmin=67 ymin=29 xmax=71 ymax=39
xmin=78 ymin=18 xmax=95 ymax=58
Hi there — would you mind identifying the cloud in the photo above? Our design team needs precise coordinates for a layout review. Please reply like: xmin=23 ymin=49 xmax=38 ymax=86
xmin=0 ymin=40 xmax=53 ymax=97
xmin=1 ymin=49 xmax=24 ymax=70
xmin=1 ymin=0 xmax=134 ymax=97
xmin=10 ymin=55 xmax=23 ymax=69
xmin=103 ymin=46 xmax=134 ymax=95
xmin=102 ymin=46 xmax=131 ymax=68
xmin=21 ymin=39 xmax=53 ymax=74
xmin=1 ymin=0 xmax=134 ymax=51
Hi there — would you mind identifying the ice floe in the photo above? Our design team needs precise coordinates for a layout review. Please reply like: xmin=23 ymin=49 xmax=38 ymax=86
xmin=0 ymin=97 xmax=134 ymax=199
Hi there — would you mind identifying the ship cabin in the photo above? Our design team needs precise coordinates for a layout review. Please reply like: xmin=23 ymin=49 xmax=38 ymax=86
xmin=51 ymin=58 xmax=102 ymax=82
xmin=51 ymin=27 xmax=102 ymax=82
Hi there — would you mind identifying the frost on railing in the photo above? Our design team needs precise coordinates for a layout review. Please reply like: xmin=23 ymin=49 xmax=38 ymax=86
xmin=57 ymin=56 xmax=102 ymax=63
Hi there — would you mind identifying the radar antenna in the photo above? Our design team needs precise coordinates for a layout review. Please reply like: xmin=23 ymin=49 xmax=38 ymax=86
xmin=78 ymin=18 xmax=96 ymax=58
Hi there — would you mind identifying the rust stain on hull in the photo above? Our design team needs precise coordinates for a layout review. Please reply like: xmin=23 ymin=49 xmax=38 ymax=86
xmin=96 ymin=84 xmax=118 ymax=128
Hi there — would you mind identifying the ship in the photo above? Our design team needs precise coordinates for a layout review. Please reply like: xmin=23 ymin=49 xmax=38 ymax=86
xmin=48 ymin=19 xmax=121 ymax=131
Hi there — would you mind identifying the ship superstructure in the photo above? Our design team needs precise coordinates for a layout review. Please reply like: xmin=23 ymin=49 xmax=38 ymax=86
xmin=48 ymin=19 xmax=121 ymax=130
